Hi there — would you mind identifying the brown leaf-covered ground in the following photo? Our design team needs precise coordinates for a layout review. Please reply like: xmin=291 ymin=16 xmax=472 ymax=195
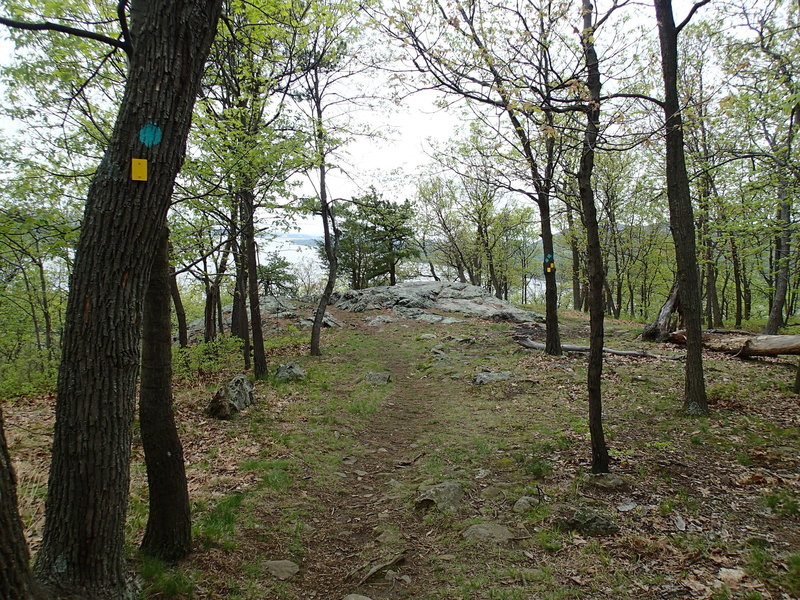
xmin=4 ymin=308 xmax=799 ymax=599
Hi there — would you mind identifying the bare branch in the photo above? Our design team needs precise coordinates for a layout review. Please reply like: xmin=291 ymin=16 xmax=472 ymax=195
xmin=675 ymin=0 xmax=712 ymax=35
xmin=0 ymin=15 xmax=129 ymax=54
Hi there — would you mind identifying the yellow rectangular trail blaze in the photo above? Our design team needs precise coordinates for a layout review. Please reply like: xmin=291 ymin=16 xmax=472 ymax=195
xmin=131 ymin=158 xmax=148 ymax=181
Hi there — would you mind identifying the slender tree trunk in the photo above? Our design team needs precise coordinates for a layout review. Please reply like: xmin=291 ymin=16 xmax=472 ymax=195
xmin=230 ymin=242 xmax=251 ymax=369
xmin=217 ymin=292 xmax=224 ymax=335
xmin=764 ymin=182 xmax=791 ymax=334
xmin=707 ymin=260 xmax=723 ymax=327
xmin=32 ymin=2 xmax=220 ymax=596
xmin=541 ymin=203 xmax=562 ymax=355
xmin=139 ymin=228 xmax=191 ymax=561
xmin=169 ymin=267 xmax=189 ymax=348
xmin=1 ymin=406 xmax=44 ymax=600
xmin=203 ymin=278 xmax=218 ymax=343
xmin=20 ymin=270 xmax=43 ymax=352
xmin=311 ymin=173 xmax=337 ymax=356
xmin=241 ymin=189 xmax=267 ymax=378
xmin=566 ymin=205 xmax=583 ymax=311
xmin=654 ymin=0 xmax=708 ymax=415
xmin=731 ymin=236 xmax=743 ymax=328
xmin=578 ymin=0 xmax=609 ymax=473
xmin=459 ymin=9 xmax=561 ymax=354
xmin=35 ymin=260 xmax=54 ymax=358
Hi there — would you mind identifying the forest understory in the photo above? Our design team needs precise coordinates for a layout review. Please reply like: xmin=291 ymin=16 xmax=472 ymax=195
xmin=5 ymin=308 xmax=800 ymax=600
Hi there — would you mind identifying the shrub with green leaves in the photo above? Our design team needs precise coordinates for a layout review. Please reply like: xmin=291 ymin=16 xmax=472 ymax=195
xmin=173 ymin=335 xmax=244 ymax=378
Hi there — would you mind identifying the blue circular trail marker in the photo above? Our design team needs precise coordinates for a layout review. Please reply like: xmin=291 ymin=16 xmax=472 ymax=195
xmin=139 ymin=123 xmax=163 ymax=147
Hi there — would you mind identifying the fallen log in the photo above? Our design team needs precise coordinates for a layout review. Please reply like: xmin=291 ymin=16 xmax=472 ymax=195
xmin=514 ymin=337 xmax=683 ymax=360
xmin=668 ymin=330 xmax=800 ymax=356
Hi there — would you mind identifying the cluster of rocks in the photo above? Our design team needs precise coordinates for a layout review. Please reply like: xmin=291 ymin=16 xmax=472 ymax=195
xmin=205 ymin=366 xmax=393 ymax=419
xmin=334 ymin=281 xmax=543 ymax=324
xmin=409 ymin=472 xmax=630 ymax=545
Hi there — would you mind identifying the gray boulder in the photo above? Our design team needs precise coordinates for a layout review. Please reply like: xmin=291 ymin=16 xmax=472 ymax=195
xmin=415 ymin=481 xmax=464 ymax=513
xmin=587 ymin=473 xmax=630 ymax=492
xmin=461 ymin=522 xmax=515 ymax=543
xmin=363 ymin=372 xmax=391 ymax=384
xmin=513 ymin=496 xmax=539 ymax=513
xmin=473 ymin=371 xmax=513 ymax=385
xmin=365 ymin=315 xmax=396 ymax=326
xmin=552 ymin=504 xmax=619 ymax=537
xmin=275 ymin=362 xmax=306 ymax=382
xmin=265 ymin=560 xmax=300 ymax=580
xmin=205 ymin=375 xmax=254 ymax=419
xmin=297 ymin=312 xmax=344 ymax=328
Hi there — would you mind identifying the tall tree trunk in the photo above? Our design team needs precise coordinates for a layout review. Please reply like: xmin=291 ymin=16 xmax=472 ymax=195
xmin=731 ymin=236 xmax=743 ymax=328
xmin=566 ymin=204 xmax=583 ymax=311
xmin=541 ymin=203 xmax=562 ymax=355
xmin=203 ymin=277 xmax=218 ymax=343
xmin=458 ymin=8 xmax=561 ymax=354
xmin=0 ymin=406 xmax=44 ymax=600
xmin=764 ymin=182 xmax=791 ymax=334
xmin=578 ymin=0 xmax=609 ymax=474
xmin=653 ymin=0 xmax=708 ymax=415
xmin=310 ymin=85 xmax=338 ymax=356
xmin=20 ymin=270 xmax=43 ymax=352
xmin=139 ymin=228 xmax=191 ymax=561
xmin=35 ymin=259 xmax=54 ymax=359
xmin=32 ymin=2 xmax=221 ymax=596
xmin=241 ymin=189 xmax=267 ymax=378
xmin=231 ymin=247 xmax=251 ymax=370
xmin=743 ymin=262 xmax=752 ymax=321
xmin=311 ymin=160 xmax=337 ymax=356
xmin=169 ymin=267 xmax=189 ymax=348
xmin=706 ymin=259 xmax=723 ymax=327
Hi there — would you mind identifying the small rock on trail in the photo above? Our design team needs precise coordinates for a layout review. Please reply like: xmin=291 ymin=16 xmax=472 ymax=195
xmin=415 ymin=481 xmax=464 ymax=513
xmin=461 ymin=522 xmax=515 ymax=543
xmin=275 ymin=362 xmax=306 ymax=382
xmin=265 ymin=559 xmax=300 ymax=580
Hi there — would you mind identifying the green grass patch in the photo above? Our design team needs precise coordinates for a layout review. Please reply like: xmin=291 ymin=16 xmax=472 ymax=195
xmin=138 ymin=554 xmax=197 ymax=598
xmin=194 ymin=493 xmax=244 ymax=549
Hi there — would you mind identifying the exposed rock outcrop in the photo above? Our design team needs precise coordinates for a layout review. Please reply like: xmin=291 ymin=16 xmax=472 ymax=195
xmin=333 ymin=281 xmax=542 ymax=323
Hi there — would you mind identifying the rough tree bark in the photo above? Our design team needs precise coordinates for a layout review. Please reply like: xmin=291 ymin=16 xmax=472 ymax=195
xmin=578 ymin=0 xmax=609 ymax=473
xmin=241 ymin=189 xmax=268 ymax=378
xmin=764 ymin=182 xmax=791 ymax=334
xmin=140 ymin=228 xmax=191 ymax=562
xmin=653 ymin=0 xmax=708 ymax=415
xmin=30 ymin=1 xmax=221 ymax=597
xmin=203 ymin=277 xmax=219 ymax=342
xmin=231 ymin=249 xmax=251 ymax=370
xmin=169 ymin=266 xmax=189 ymax=348
xmin=0 ymin=407 xmax=44 ymax=600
